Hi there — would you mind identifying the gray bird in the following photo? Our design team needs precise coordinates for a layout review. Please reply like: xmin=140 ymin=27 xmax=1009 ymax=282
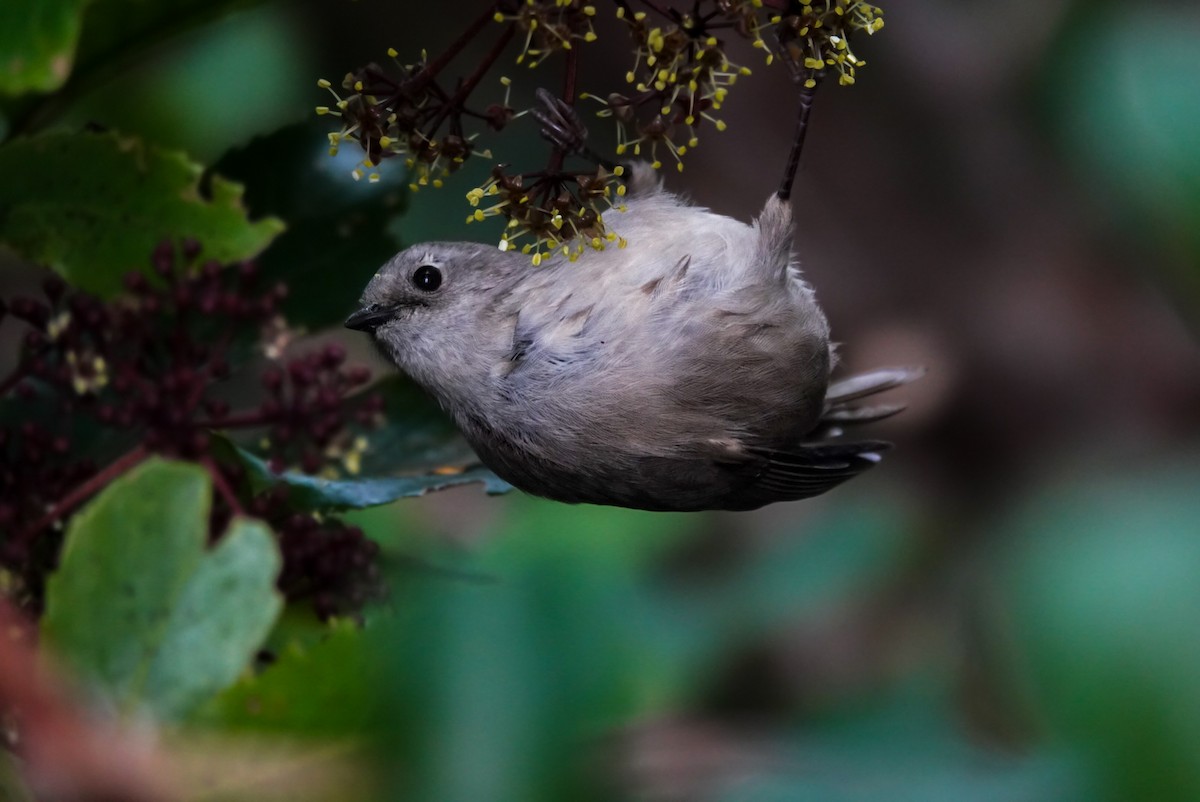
xmin=346 ymin=164 xmax=919 ymax=511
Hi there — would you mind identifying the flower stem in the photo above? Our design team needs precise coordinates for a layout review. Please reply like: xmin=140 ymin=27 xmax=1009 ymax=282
xmin=777 ymin=74 xmax=823 ymax=201
xmin=0 ymin=365 xmax=27 ymax=398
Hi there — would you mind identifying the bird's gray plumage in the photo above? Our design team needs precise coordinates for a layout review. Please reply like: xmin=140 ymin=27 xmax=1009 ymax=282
xmin=349 ymin=165 xmax=917 ymax=511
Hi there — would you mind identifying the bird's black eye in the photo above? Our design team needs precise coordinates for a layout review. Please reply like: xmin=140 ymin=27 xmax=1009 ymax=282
xmin=412 ymin=264 xmax=442 ymax=292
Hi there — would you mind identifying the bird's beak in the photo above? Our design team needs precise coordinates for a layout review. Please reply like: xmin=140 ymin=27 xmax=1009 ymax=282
xmin=344 ymin=304 xmax=397 ymax=333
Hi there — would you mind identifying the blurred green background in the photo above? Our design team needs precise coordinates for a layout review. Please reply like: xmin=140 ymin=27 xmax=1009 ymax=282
xmin=2 ymin=1 xmax=1200 ymax=800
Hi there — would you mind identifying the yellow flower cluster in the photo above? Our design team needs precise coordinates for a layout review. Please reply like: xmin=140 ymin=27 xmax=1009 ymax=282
xmin=316 ymin=50 xmax=489 ymax=190
xmin=315 ymin=1 xmax=887 ymax=265
xmin=494 ymin=0 xmax=600 ymax=68
xmin=465 ymin=165 xmax=629 ymax=265
xmin=776 ymin=1 xmax=885 ymax=88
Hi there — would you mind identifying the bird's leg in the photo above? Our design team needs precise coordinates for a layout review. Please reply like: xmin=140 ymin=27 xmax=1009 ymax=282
xmin=532 ymin=88 xmax=619 ymax=172
xmin=533 ymin=88 xmax=585 ymax=153
xmin=776 ymin=68 xmax=824 ymax=202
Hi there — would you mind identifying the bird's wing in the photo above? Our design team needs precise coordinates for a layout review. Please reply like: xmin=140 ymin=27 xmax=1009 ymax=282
xmin=719 ymin=440 xmax=891 ymax=510
xmin=700 ymin=364 xmax=922 ymax=509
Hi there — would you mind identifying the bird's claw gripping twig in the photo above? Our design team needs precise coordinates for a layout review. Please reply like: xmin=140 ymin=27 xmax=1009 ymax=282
xmin=532 ymin=88 xmax=618 ymax=172
xmin=533 ymin=88 xmax=588 ymax=153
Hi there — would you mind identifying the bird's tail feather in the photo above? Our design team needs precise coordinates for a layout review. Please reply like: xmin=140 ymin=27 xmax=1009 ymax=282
xmin=814 ymin=366 xmax=924 ymax=439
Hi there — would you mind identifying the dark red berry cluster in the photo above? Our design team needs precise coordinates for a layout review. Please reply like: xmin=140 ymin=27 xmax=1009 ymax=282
xmin=251 ymin=487 xmax=384 ymax=620
xmin=0 ymin=243 xmax=382 ymax=616
xmin=256 ymin=345 xmax=379 ymax=476
xmin=0 ymin=418 xmax=95 ymax=607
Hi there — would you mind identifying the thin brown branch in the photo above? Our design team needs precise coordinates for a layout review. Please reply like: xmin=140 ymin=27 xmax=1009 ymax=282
xmin=202 ymin=456 xmax=245 ymax=518
xmin=410 ymin=4 xmax=499 ymax=93
xmin=0 ymin=365 xmax=28 ymax=398
xmin=633 ymin=0 xmax=676 ymax=20
xmin=562 ymin=40 xmax=580 ymax=105
xmin=423 ymin=25 xmax=518 ymax=137
xmin=24 ymin=445 xmax=148 ymax=539
xmin=777 ymin=75 xmax=822 ymax=201
xmin=609 ymin=0 xmax=634 ymax=17
xmin=193 ymin=411 xmax=272 ymax=429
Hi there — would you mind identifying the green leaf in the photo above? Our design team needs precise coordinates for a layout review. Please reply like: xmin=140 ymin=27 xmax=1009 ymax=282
xmin=53 ymin=3 xmax=311 ymax=162
xmin=5 ymin=1 xmax=289 ymax=148
xmin=710 ymin=498 xmax=912 ymax=632
xmin=42 ymin=458 xmax=283 ymax=721
xmin=211 ymin=120 xmax=406 ymax=330
xmin=193 ymin=619 xmax=377 ymax=738
xmin=0 ymin=0 xmax=88 ymax=96
xmin=373 ymin=498 xmax=702 ymax=802
xmin=225 ymin=374 xmax=506 ymax=512
xmin=704 ymin=678 xmax=1092 ymax=802
xmin=715 ymin=742 xmax=1087 ymax=802
xmin=71 ymin=1 xmax=267 ymax=92
xmin=354 ymin=375 xmax=474 ymax=476
xmin=0 ymin=130 xmax=283 ymax=296
xmin=238 ymin=447 xmax=512 ymax=512
xmin=1046 ymin=6 xmax=1200 ymax=288
xmin=638 ymin=499 xmax=916 ymax=674
xmin=996 ymin=462 xmax=1200 ymax=802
